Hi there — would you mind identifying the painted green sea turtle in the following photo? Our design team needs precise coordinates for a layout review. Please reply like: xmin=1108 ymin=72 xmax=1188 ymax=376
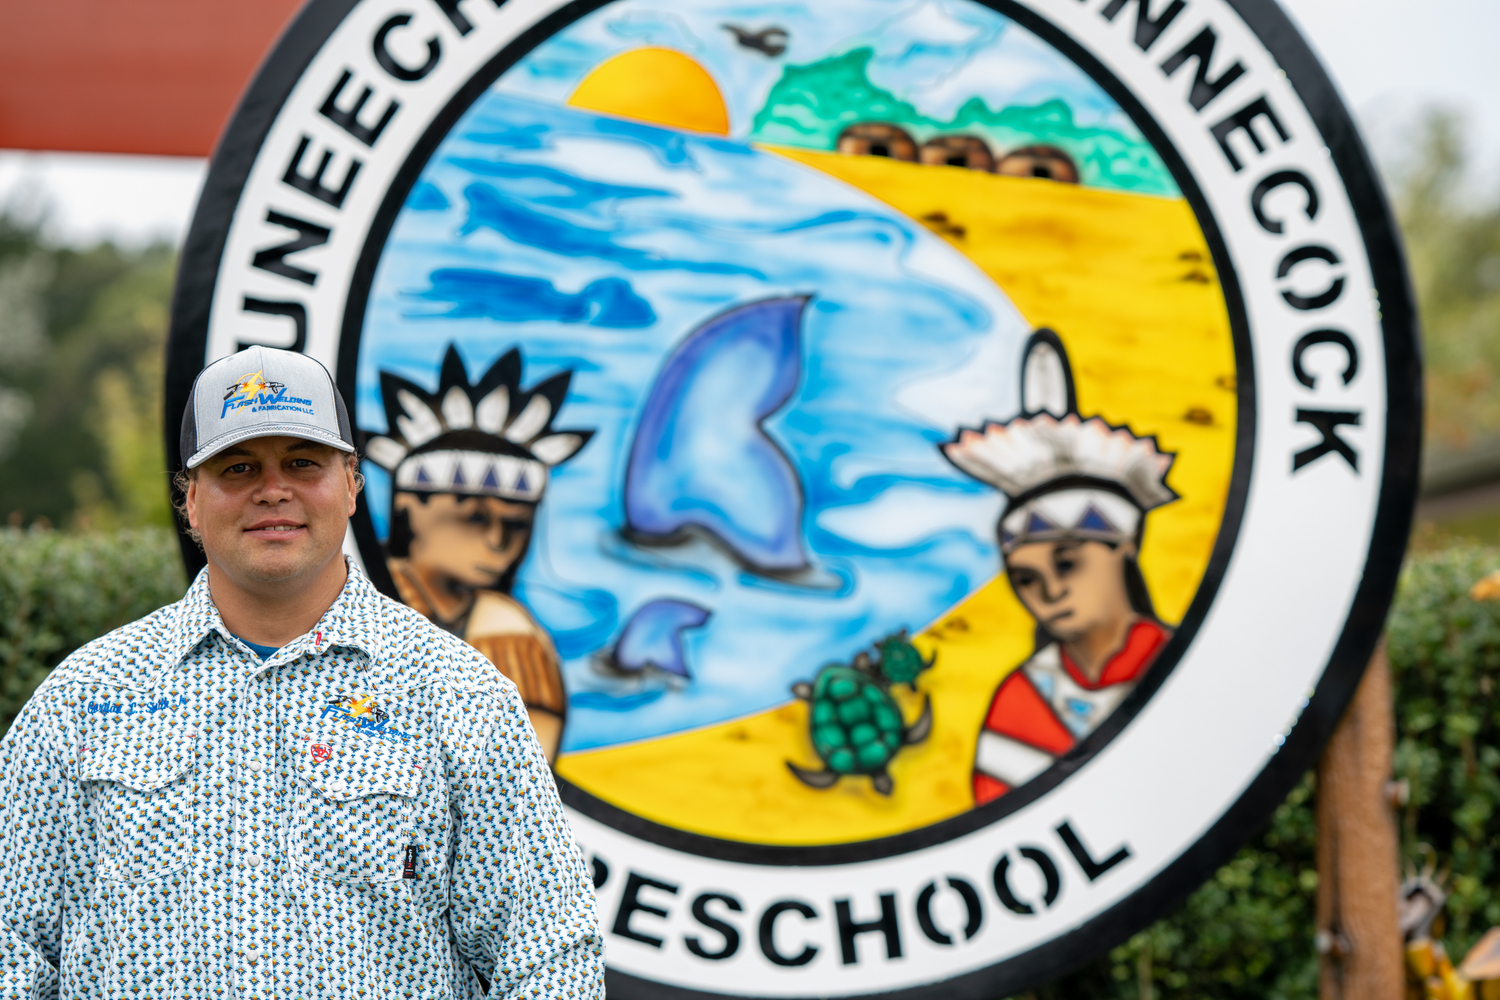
xmin=786 ymin=638 xmax=933 ymax=796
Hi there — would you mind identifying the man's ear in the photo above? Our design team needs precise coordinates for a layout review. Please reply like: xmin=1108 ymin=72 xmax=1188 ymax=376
xmin=185 ymin=476 xmax=200 ymax=531
xmin=344 ymin=457 xmax=360 ymax=517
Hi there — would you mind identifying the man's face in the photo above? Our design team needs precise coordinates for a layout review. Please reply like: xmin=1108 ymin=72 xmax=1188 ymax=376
xmin=1005 ymin=538 xmax=1135 ymax=643
xmin=393 ymin=492 xmax=536 ymax=590
xmin=186 ymin=436 xmax=357 ymax=588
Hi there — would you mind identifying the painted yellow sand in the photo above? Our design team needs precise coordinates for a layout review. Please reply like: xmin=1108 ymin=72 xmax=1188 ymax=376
xmin=568 ymin=48 xmax=730 ymax=135
xmin=557 ymin=153 xmax=1237 ymax=845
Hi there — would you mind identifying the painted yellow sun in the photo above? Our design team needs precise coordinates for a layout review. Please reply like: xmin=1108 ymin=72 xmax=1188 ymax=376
xmin=568 ymin=47 xmax=730 ymax=135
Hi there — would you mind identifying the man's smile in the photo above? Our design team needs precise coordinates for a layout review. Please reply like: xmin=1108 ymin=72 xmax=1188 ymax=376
xmin=244 ymin=518 xmax=307 ymax=538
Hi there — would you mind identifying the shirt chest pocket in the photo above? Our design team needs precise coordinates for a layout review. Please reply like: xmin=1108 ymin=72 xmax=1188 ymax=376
xmin=79 ymin=730 xmax=197 ymax=882
xmin=290 ymin=728 xmax=424 ymax=884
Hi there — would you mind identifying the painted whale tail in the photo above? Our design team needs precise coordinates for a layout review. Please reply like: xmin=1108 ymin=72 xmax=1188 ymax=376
xmin=624 ymin=296 xmax=811 ymax=575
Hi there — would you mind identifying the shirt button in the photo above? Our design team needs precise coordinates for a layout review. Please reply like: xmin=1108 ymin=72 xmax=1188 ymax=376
xmin=244 ymin=945 xmax=262 ymax=962
xmin=244 ymin=852 xmax=263 ymax=868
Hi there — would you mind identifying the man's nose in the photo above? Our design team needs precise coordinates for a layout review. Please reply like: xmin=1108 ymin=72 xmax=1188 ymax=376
xmin=253 ymin=466 xmax=295 ymax=501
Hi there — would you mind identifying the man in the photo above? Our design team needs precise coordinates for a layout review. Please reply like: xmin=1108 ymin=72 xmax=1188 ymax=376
xmin=362 ymin=344 xmax=592 ymax=761
xmin=0 ymin=345 xmax=603 ymax=998
xmin=942 ymin=329 xmax=1178 ymax=806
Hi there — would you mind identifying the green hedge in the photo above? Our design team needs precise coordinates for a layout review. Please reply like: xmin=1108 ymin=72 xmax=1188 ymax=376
xmin=2 ymin=529 xmax=1496 ymax=997
xmin=1388 ymin=544 xmax=1500 ymax=952
xmin=0 ymin=526 xmax=186 ymax=733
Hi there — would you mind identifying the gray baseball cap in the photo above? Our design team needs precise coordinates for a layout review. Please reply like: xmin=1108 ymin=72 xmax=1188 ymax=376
xmin=180 ymin=345 xmax=355 ymax=469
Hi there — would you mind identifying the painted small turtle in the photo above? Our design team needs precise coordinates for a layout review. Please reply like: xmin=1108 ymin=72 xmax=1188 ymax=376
xmin=876 ymin=629 xmax=934 ymax=687
xmin=786 ymin=636 xmax=934 ymax=796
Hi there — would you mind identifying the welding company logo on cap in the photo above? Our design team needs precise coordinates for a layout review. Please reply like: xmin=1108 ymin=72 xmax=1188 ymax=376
xmin=220 ymin=370 xmax=314 ymax=419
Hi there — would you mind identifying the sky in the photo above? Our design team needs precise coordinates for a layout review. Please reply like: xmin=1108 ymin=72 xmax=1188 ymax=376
xmin=0 ymin=0 xmax=1495 ymax=247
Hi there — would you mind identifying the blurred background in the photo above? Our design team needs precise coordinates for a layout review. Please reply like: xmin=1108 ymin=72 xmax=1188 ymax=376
xmin=0 ymin=1 xmax=1497 ymax=997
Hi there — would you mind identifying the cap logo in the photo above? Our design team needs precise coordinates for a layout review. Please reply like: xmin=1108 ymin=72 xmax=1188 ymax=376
xmin=221 ymin=370 xmax=315 ymax=419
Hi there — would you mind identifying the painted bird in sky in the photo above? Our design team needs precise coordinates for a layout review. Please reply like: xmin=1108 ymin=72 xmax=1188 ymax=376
xmin=722 ymin=23 xmax=788 ymax=57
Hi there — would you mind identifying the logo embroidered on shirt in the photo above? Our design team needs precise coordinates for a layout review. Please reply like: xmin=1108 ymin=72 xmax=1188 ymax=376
xmin=310 ymin=743 xmax=332 ymax=763
xmin=320 ymin=695 xmax=415 ymax=744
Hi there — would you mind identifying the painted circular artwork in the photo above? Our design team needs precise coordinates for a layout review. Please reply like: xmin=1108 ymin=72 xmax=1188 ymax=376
xmin=167 ymin=0 xmax=1418 ymax=995
xmin=355 ymin=0 xmax=1239 ymax=837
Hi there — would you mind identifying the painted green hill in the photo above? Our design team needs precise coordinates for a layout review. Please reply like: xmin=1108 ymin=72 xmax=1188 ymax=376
xmin=749 ymin=48 xmax=1179 ymax=197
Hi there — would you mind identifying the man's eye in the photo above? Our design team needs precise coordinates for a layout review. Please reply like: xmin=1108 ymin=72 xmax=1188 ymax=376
xmin=466 ymin=511 xmax=491 ymax=525
xmin=226 ymin=463 xmax=252 ymax=474
xmin=291 ymin=458 xmax=316 ymax=468
xmin=1055 ymin=558 xmax=1076 ymax=576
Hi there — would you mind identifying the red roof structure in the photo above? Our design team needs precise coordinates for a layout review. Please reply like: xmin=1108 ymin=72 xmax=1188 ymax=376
xmin=0 ymin=0 xmax=302 ymax=156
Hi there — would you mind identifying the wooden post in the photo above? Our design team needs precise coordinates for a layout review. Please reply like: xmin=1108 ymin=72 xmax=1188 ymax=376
xmin=1316 ymin=640 xmax=1403 ymax=1000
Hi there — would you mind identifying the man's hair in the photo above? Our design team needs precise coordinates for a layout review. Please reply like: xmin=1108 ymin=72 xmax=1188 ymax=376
xmin=171 ymin=450 xmax=364 ymax=548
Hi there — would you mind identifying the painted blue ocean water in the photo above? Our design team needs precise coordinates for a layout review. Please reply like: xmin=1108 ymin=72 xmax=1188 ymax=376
xmin=356 ymin=88 xmax=1032 ymax=752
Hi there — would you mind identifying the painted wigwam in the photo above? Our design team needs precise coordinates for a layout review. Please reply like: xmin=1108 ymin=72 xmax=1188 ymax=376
xmin=943 ymin=330 xmax=1178 ymax=805
xmin=835 ymin=121 xmax=1078 ymax=181
xmin=362 ymin=344 xmax=592 ymax=759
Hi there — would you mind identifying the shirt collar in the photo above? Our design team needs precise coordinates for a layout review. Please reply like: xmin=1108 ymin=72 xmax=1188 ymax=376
xmin=303 ymin=558 xmax=386 ymax=661
xmin=161 ymin=557 xmax=388 ymax=670
xmin=157 ymin=567 xmax=224 ymax=671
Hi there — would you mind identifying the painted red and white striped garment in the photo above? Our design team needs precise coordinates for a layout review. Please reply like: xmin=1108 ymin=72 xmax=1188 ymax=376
xmin=973 ymin=620 xmax=1170 ymax=805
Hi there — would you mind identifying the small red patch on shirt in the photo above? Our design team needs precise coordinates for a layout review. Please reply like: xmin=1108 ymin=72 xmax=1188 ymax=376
xmin=310 ymin=743 xmax=332 ymax=763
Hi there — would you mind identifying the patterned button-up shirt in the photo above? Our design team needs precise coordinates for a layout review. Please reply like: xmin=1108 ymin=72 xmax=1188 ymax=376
xmin=0 ymin=560 xmax=604 ymax=999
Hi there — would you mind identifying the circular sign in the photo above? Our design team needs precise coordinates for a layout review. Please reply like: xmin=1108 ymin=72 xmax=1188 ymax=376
xmin=166 ymin=0 xmax=1419 ymax=995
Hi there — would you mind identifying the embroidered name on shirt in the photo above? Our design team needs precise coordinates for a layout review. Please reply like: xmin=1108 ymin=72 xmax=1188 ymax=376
xmin=86 ymin=694 xmax=189 ymax=716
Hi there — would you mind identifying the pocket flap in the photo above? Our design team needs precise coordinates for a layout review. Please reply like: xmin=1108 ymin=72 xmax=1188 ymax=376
xmin=294 ymin=729 xmax=422 ymax=801
xmin=79 ymin=729 xmax=196 ymax=792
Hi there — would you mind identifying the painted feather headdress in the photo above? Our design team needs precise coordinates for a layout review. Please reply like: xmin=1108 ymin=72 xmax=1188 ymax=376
xmin=942 ymin=329 xmax=1176 ymax=552
xmin=362 ymin=344 xmax=592 ymax=503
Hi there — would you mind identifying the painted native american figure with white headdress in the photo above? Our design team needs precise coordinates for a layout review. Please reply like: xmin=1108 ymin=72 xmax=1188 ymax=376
xmin=363 ymin=345 xmax=592 ymax=761
xmin=942 ymin=330 xmax=1178 ymax=806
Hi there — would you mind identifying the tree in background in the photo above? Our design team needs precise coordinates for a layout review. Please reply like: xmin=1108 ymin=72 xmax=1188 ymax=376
xmin=1395 ymin=111 xmax=1500 ymax=452
xmin=0 ymin=201 xmax=174 ymax=529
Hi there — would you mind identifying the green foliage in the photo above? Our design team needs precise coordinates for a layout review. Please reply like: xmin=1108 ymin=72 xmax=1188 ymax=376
xmin=0 ymin=207 xmax=176 ymax=530
xmin=1387 ymin=543 xmax=1500 ymax=957
xmin=0 ymin=526 xmax=185 ymax=735
xmin=1394 ymin=111 xmax=1500 ymax=452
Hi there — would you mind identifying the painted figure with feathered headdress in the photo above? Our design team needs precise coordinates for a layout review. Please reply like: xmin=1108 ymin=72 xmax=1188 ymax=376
xmin=363 ymin=345 xmax=592 ymax=760
xmin=942 ymin=329 xmax=1177 ymax=805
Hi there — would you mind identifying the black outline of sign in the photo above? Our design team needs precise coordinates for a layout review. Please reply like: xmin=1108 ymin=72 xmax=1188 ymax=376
xmin=163 ymin=0 xmax=1420 ymax=995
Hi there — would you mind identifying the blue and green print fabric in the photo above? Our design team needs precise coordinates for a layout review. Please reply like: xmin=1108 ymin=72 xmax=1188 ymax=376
xmin=0 ymin=560 xmax=604 ymax=998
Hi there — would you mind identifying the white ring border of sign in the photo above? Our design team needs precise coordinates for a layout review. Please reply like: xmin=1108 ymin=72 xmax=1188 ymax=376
xmin=165 ymin=0 xmax=1420 ymax=996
